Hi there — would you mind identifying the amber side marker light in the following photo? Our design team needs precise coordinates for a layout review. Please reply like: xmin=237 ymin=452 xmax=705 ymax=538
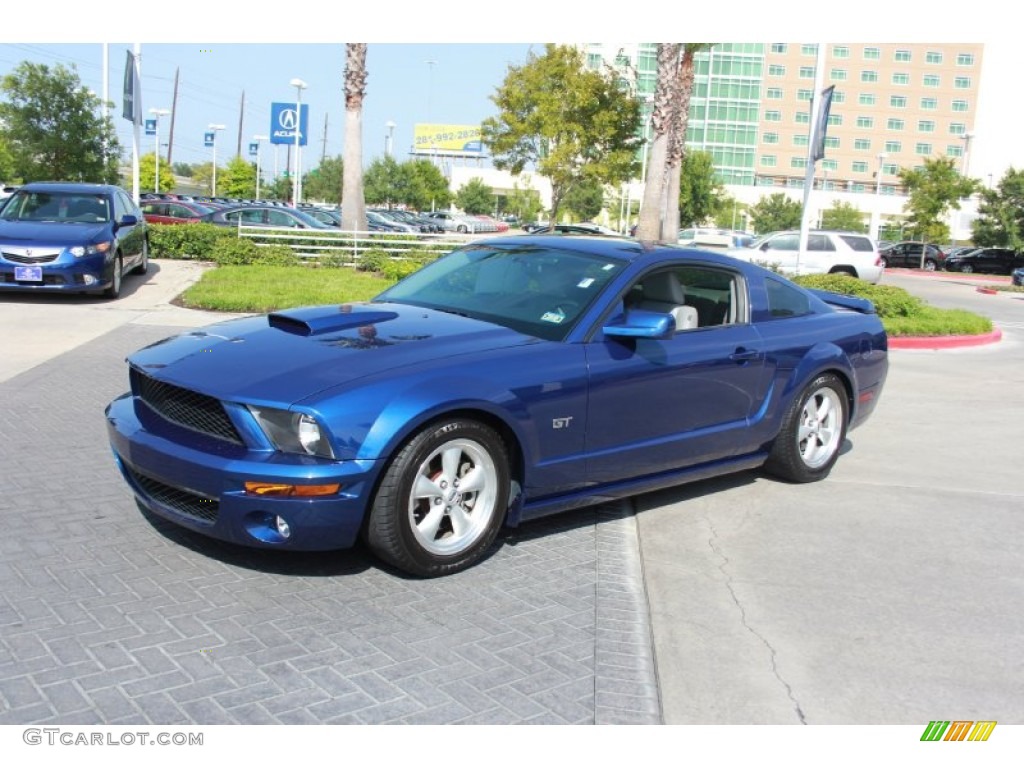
xmin=244 ymin=482 xmax=341 ymax=497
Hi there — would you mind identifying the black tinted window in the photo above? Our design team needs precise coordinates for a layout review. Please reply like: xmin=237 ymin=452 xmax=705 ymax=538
xmin=839 ymin=235 xmax=875 ymax=252
xmin=765 ymin=277 xmax=811 ymax=318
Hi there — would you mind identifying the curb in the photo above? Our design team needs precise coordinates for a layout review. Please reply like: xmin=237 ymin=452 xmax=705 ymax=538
xmin=889 ymin=327 xmax=1003 ymax=350
xmin=976 ymin=287 xmax=998 ymax=295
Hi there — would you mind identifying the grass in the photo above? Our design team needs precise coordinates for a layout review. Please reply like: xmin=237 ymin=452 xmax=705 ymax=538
xmin=178 ymin=263 xmax=995 ymax=337
xmin=178 ymin=265 xmax=393 ymax=313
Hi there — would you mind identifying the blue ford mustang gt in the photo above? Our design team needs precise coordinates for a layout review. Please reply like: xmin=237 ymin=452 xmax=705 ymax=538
xmin=105 ymin=236 xmax=888 ymax=576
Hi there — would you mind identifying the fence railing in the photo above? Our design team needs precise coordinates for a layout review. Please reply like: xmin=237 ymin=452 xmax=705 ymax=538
xmin=236 ymin=225 xmax=469 ymax=262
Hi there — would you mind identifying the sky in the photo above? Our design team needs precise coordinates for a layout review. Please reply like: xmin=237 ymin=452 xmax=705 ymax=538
xmin=3 ymin=1 xmax=1023 ymax=188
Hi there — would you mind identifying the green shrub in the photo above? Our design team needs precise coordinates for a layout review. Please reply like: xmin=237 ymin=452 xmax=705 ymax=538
xmin=792 ymin=274 xmax=926 ymax=317
xmin=884 ymin=308 xmax=993 ymax=337
xmin=148 ymin=223 xmax=232 ymax=260
xmin=380 ymin=258 xmax=427 ymax=281
xmin=356 ymin=249 xmax=389 ymax=273
xmin=316 ymin=250 xmax=356 ymax=268
xmin=210 ymin=238 xmax=300 ymax=266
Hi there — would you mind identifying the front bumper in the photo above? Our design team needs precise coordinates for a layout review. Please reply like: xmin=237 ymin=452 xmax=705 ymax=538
xmin=0 ymin=252 xmax=113 ymax=293
xmin=105 ymin=392 xmax=382 ymax=551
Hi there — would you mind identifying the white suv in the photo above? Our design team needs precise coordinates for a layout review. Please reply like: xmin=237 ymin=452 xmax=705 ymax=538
xmin=726 ymin=230 xmax=884 ymax=284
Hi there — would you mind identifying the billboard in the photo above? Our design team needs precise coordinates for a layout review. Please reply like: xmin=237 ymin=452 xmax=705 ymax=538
xmin=413 ymin=124 xmax=484 ymax=156
xmin=270 ymin=102 xmax=309 ymax=146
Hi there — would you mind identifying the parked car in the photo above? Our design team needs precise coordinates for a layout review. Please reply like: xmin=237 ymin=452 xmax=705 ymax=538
xmin=727 ymin=230 xmax=884 ymax=284
xmin=304 ymin=208 xmax=342 ymax=227
xmin=1012 ymin=266 xmax=1024 ymax=287
xmin=141 ymin=200 xmax=215 ymax=225
xmin=943 ymin=247 xmax=1024 ymax=275
xmin=528 ymin=222 xmax=618 ymax=236
xmin=199 ymin=205 xmax=333 ymax=229
xmin=105 ymin=235 xmax=888 ymax=577
xmin=878 ymin=241 xmax=946 ymax=271
xmin=679 ymin=228 xmax=754 ymax=249
xmin=426 ymin=211 xmax=478 ymax=233
xmin=0 ymin=181 xmax=148 ymax=299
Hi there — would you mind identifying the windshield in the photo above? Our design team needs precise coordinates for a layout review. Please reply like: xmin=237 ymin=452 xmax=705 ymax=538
xmin=375 ymin=244 xmax=627 ymax=342
xmin=0 ymin=191 xmax=111 ymax=223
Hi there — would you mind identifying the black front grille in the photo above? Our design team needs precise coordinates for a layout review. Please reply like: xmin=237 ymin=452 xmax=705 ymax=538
xmin=3 ymin=250 xmax=60 ymax=264
xmin=131 ymin=368 xmax=243 ymax=445
xmin=125 ymin=463 xmax=219 ymax=523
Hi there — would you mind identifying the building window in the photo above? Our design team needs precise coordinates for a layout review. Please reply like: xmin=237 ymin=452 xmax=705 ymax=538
xmin=892 ymin=72 xmax=910 ymax=85
xmin=923 ymin=74 xmax=940 ymax=88
xmin=883 ymin=163 xmax=898 ymax=176
xmin=797 ymin=88 xmax=813 ymax=101
xmin=796 ymin=111 xmax=810 ymax=124
xmin=947 ymin=145 xmax=963 ymax=158
xmin=921 ymin=97 xmax=938 ymax=110
xmin=827 ymin=114 xmax=842 ymax=126
xmin=949 ymin=122 xmax=967 ymax=135
xmin=763 ymin=132 xmax=779 ymax=144
xmin=830 ymin=68 xmax=847 ymax=81
xmin=952 ymin=100 xmax=969 ymax=112
xmin=861 ymin=70 xmax=878 ymax=83
xmin=587 ymin=53 xmax=603 ymax=69
xmin=769 ymin=64 xmax=786 ymax=77
xmin=957 ymin=53 xmax=975 ymax=66
xmin=822 ymin=159 xmax=838 ymax=171
xmin=863 ymin=47 xmax=881 ymax=60
xmin=894 ymin=49 xmax=911 ymax=62
xmin=885 ymin=140 xmax=902 ymax=153
xmin=764 ymin=110 xmax=782 ymax=122
xmin=955 ymin=76 xmax=971 ymax=89
xmin=833 ymin=46 xmax=849 ymax=58
xmin=801 ymin=44 xmax=818 ymax=56
xmin=918 ymin=120 xmax=935 ymax=132
xmin=856 ymin=116 xmax=874 ymax=129
xmin=852 ymin=160 xmax=868 ymax=173
xmin=799 ymin=66 xmax=815 ymax=79
xmin=771 ymin=43 xmax=787 ymax=54
xmin=794 ymin=134 xmax=808 ymax=146
xmin=890 ymin=95 xmax=907 ymax=108
xmin=887 ymin=118 xmax=905 ymax=131
xmin=825 ymin=137 xmax=839 ymax=149
xmin=916 ymin=142 xmax=933 ymax=155
xmin=760 ymin=155 xmax=777 ymax=167
xmin=766 ymin=87 xmax=782 ymax=99
xmin=832 ymin=90 xmax=845 ymax=103
xmin=926 ymin=51 xmax=943 ymax=64
xmin=791 ymin=156 xmax=807 ymax=168
xmin=854 ymin=138 xmax=871 ymax=150
xmin=859 ymin=92 xmax=876 ymax=106
xmin=851 ymin=183 xmax=866 ymax=193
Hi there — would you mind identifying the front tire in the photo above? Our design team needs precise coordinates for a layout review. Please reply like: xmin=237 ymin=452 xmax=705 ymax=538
xmin=132 ymin=239 xmax=149 ymax=275
xmin=960 ymin=264 xmax=974 ymax=274
xmin=765 ymin=373 xmax=848 ymax=483
xmin=365 ymin=419 xmax=510 ymax=577
xmin=103 ymin=255 xmax=123 ymax=299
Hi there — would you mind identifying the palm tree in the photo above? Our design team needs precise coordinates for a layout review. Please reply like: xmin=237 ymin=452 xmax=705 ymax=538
xmin=341 ymin=44 xmax=368 ymax=232
xmin=662 ymin=44 xmax=712 ymax=242
xmin=634 ymin=44 xmax=680 ymax=241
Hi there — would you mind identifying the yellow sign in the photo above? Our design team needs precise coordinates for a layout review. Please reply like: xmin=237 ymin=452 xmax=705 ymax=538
xmin=413 ymin=124 xmax=483 ymax=155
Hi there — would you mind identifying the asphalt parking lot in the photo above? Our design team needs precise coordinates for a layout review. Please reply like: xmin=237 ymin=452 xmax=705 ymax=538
xmin=1 ymin=263 xmax=1022 ymax=725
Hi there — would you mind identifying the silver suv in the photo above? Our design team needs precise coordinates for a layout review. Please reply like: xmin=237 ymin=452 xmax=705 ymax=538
xmin=726 ymin=230 xmax=884 ymax=284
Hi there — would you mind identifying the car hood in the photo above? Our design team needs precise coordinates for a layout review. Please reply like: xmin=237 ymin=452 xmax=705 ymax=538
xmin=127 ymin=302 xmax=537 ymax=405
xmin=0 ymin=219 xmax=110 ymax=245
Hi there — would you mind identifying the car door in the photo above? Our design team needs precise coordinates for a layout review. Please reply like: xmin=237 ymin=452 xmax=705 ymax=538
xmin=583 ymin=264 xmax=768 ymax=485
xmin=113 ymin=190 xmax=144 ymax=266
xmin=756 ymin=232 xmax=800 ymax=272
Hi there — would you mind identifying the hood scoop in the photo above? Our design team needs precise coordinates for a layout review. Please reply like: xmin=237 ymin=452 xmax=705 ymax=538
xmin=267 ymin=306 xmax=399 ymax=337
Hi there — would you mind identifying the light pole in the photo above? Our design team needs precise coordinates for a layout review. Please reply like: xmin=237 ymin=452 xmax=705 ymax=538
xmin=426 ymin=60 xmax=437 ymax=168
xmin=252 ymin=134 xmax=269 ymax=200
xmin=149 ymin=108 xmax=170 ymax=193
xmin=208 ymin=123 xmax=226 ymax=197
xmin=385 ymin=120 xmax=396 ymax=158
xmin=289 ymin=78 xmax=307 ymax=205
xmin=869 ymin=152 xmax=887 ymax=241
xmin=961 ymin=130 xmax=974 ymax=176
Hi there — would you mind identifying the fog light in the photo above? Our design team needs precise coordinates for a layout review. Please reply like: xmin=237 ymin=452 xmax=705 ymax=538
xmin=274 ymin=515 xmax=292 ymax=539
xmin=82 ymin=275 xmax=97 ymax=285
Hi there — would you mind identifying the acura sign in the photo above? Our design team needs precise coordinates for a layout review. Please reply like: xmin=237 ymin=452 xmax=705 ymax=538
xmin=270 ymin=102 xmax=308 ymax=146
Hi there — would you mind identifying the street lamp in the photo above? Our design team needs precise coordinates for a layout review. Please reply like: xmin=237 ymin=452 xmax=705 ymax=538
xmin=385 ymin=120 xmax=396 ymax=158
xmin=252 ymin=134 xmax=269 ymax=200
xmin=961 ymin=130 xmax=974 ymax=176
xmin=289 ymin=78 xmax=307 ymax=205
xmin=426 ymin=60 xmax=437 ymax=168
xmin=149 ymin=108 xmax=170 ymax=193
xmin=869 ymin=152 xmax=887 ymax=241
xmin=208 ymin=123 xmax=226 ymax=197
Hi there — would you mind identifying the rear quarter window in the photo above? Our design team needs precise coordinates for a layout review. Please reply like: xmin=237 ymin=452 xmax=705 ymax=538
xmin=838 ymin=235 xmax=875 ymax=252
xmin=765 ymin=277 xmax=812 ymax=318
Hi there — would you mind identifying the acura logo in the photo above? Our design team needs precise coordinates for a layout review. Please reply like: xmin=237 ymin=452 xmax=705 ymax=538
xmin=278 ymin=109 xmax=298 ymax=130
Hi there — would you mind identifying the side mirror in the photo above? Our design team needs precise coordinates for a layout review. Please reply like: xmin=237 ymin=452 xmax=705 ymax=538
xmin=120 ymin=214 xmax=138 ymax=227
xmin=603 ymin=310 xmax=676 ymax=341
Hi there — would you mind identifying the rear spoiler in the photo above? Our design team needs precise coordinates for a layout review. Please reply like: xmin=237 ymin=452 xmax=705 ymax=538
xmin=808 ymin=289 xmax=877 ymax=314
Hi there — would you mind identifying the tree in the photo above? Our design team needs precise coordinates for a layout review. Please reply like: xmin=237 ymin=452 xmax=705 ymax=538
xmin=0 ymin=136 xmax=19 ymax=182
xmin=455 ymin=177 xmax=494 ymax=215
xmin=263 ymin=175 xmax=293 ymax=202
xmin=138 ymin=152 xmax=175 ymax=194
xmin=190 ymin=162 xmax=217 ymax=195
xmin=635 ymin=44 xmax=680 ymax=240
xmin=678 ymin=150 xmax=723 ymax=228
xmin=749 ymin=193 xmax=802 ymax=234
xmin=219 ymin=156 xmax=257 ymax=198
xmin=898 ymin=157 xmax=977 ymax=243
xmin=403 ymin=159 xmax=450 ymax=211
xmin=341 ymin=44 xmax=368 ymax=231
xmin=304 ymin=155 xmax=344 ymax=204
xmin=562 ymin=179 xmax=605 ymax=221
xmin=172 ymin=162 xmax=194 ymax=177
xmin=971 ymin=167 xmax=1024 ymax=250
xmin=821 ymin=201 xmax=867 ymax=233
xmin=364 ymin=156 xmax=405 ymax=206
xmin=505 ymin=179 xmax=544 ymax=223
xmin=0 ymin=61 xmax=121 ymax=183
xmin=482 ymin=44 xmax=640 ymax=225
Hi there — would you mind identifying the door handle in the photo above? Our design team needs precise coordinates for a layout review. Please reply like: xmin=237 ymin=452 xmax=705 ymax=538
xmin=729 ymin=347 xmax=759 ymax=363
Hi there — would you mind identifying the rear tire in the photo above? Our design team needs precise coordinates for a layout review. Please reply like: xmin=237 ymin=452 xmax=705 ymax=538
xmin=829 ymin=267 xmax=857 ymax=278
xmin=923 ymin=259 xmax=937 ymax=271
xmin=961 ymin=264 xmax=974 ymax=274
xmin=765 ymin=373 xmax=848 ymax=484
xmin=365 ymin=418 xmax=510 ymax=577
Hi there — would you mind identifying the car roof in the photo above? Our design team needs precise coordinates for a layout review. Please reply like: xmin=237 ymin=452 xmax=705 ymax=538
xmin=18 ymin=181 xmax=122 ymax=194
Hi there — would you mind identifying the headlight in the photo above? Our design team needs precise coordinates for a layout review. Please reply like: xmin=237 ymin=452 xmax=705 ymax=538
xmin=69 ymin=241 xmax=112 ymax=258
xmin=248 ymin=406 xmax=335 ymax=458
